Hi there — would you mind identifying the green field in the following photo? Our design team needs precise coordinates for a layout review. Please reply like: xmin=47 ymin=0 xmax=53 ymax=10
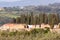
xmin=0 ymin=12 xmax=20 ymax=18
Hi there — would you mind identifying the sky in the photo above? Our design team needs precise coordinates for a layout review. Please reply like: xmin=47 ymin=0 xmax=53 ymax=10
xmin=0 ymin=0 xmax=60 ymax=7
xmin=0 ymin=0 xmax=60 ymax=3
xmin=0 ymin=0 xmax=21 ymax=2
xmin=0 ymin=0 xmax=60 ymax=5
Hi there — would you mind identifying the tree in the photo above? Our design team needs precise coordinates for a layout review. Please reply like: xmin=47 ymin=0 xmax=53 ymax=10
xmin=12 ymin=18 xmax=16 ymax=23
xmin=30 ymin=12 xmax=34 ymax=25
xmin=16 ymin=17 xmax=21 ymax=23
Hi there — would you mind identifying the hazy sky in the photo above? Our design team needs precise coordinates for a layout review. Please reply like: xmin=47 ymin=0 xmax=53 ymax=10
xmin=0 ymin=0 xmax=20 ymax=2
xmin=0 ymin=0 xmax=60 ymax=2
xmin=0 ymin=0 xmax=60 ymax=7
xmin=0 ymin=0 xmax=60 ymax=4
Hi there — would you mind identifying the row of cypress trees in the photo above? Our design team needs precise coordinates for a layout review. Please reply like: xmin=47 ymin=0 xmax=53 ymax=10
xmin=12 ymin=12 xmax=60 ymax=29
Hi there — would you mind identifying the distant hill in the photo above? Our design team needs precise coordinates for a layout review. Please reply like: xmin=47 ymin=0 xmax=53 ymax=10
xmin=21 ymin=3 xmax=60 ymax=13
xmin=1 ymin=3 xmax=60 ymax=13
xmin=49 ymin=3 xmax=60 ymax=7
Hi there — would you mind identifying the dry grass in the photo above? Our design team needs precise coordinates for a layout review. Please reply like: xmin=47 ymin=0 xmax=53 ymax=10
xmin=0 ymin=29 xmax=59 ymax=40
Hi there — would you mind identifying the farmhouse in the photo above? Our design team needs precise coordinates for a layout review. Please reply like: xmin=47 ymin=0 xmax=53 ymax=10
xmin=0 ymin=23 xmax=40 ymax=31
xmin=0 ymin=23 xmax=26 ymax=31
xmin=41 ymin=23 xmax=50 ymax=29
xmin=0 ymin=7 xmax=5 ymax=11
xmin=0 ymin=23 xmax=60 ymax=32
xmin=54 ymin=25 xmax=59 ymax=29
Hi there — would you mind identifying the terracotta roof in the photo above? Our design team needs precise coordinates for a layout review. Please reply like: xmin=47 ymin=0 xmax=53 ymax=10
xmin=2 ymin=23 xmax=26 ymax=27
xmin=3 ymin=23 xmax=15 ymax=27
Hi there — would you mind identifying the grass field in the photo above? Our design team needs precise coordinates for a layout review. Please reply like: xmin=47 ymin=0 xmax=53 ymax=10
xmin=0 ymin=29 xmax=59 ymax=40
xmin=0 ymin=13 xmax=20 ymax=18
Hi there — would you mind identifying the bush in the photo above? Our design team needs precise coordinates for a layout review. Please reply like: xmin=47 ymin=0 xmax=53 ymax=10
xmin=1 ymin=31 xmax=8 ymax=37
xmin=44 ymin=27 xmax=50 ymax=33
xmin=8 ymin=31 xmax=17 ymax=36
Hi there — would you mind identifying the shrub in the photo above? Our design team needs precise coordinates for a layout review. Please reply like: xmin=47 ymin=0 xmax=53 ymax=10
xmin=44 ymin=27 xmax=50 ymax=33
xmin=8 ymin=31 xmax=17 ymax=36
